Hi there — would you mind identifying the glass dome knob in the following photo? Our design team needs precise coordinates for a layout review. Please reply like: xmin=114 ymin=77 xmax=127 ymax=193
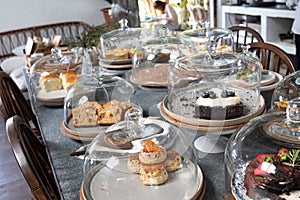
xmin=119 ymin=18 xmax=129 ymax=30
xmin=286 ymin=98 xmax=300 ymax=125
xmin=268 ymin=98 xmax=300 ymax=142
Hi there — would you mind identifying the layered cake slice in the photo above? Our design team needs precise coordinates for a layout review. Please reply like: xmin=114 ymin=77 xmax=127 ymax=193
xmin=194 ymin=88 xmax=243 ymax=120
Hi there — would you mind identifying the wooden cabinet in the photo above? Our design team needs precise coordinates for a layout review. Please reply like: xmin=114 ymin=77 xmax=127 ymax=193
xmin=221 ymin=5 xmax=296 ymax=55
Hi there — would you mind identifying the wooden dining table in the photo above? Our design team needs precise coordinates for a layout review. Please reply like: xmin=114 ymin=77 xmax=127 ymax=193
xmin=24 ymin=71 xmax=227 ymax=200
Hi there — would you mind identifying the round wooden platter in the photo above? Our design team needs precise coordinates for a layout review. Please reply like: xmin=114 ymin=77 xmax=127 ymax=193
xmin=60 ymin=121 xmax=100 ymax=141
xmin=160 ymin=95 xmax=266 ymax=127
xmin=129 ymin=64 xmax=169 ymax=88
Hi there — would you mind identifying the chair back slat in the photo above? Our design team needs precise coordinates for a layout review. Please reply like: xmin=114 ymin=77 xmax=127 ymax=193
xmin=229 ymin=26 xmax=264 ymax=52
xmin=248 ymin=42 xmax=295 ymax=76
xmin=0 ymin=71 xmax=43 ymax=141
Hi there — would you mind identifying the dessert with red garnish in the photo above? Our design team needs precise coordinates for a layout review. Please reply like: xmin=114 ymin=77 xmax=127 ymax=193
xmin=244 ymin=148 xmax=300 ymax=200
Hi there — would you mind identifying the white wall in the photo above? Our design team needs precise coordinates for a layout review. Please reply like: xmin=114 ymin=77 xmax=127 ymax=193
xmin=0 ymin=0 xmax=111 ymax=32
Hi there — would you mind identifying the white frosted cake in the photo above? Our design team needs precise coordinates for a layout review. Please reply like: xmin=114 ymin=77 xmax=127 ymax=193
xmin=195 ymin=88 xmax=243 ymax=120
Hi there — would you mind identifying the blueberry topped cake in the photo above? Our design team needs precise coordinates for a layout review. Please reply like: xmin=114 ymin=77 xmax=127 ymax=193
xmin=194 ymin=88 xmax=243 ymax=120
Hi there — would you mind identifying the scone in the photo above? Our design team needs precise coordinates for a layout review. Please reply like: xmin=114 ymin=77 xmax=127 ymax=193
xmin=164 ymin=151 xmax=182 ymax=172
xmin=127 ymin=154 xmax=141 ymax=174
xmin=139 ymin=164 xmax=168 ymax=185
xmin=39 ymin=74 xmax=62 ymax=92
xmin=139 ymin=141 xmax=167 ymax=165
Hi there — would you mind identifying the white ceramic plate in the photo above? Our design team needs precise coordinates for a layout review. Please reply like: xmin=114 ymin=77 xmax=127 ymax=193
xmin=1 ymin=56 xmax=25 ymax=74
xmin=36 ymin=88 xmax=67 ymax=101
xmin=99 ymin=58 xmax=132 ymax=65
xmin=82 ymin=160 xmax=203 ymax=200
xmin=12 ymin=45 xmax=26 ymax=56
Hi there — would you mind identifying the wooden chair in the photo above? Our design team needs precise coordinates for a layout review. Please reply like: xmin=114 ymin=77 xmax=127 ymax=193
xmin=0 ymin=71 xmax=43 ymax=142
xmin=6 ymin=115 xmax=63 ymax=200
xmin=248 ymin=42 xmax=295 ymax=76
xmin=229 ymin=25 xmax=264 ymax=52
xmin=0 ymin=115 xmax=31 ymax=199
xmin=0 ymin=21 xmax=91 ymax=62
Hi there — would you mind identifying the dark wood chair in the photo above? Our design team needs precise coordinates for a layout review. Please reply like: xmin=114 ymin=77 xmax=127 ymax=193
xmin=248 ymin=42 xmax=295 ymax=76
xmin=0 ymin=21 xmax=91 ymax=62
xmin=229 ymin=25 xmax=264 ymax=52
xmin=6 ymin=115 xmax=63 ymax=200
xmin=0 ymin=71 xmax=43 ymax=142
xmin=0 ymin=115 xmax=31 ymax=199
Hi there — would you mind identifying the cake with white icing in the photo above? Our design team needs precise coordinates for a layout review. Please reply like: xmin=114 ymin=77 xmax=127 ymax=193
xmin=194 ymin=88 xmax=243 ymax=120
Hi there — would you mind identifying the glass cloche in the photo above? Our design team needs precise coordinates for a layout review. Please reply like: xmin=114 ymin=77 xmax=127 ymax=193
xmin=271 ymin=70 xmax=300 ymax=112
xmin=28 ymin=47 xmax=82 ymax=106
xmin=81 ymin=108 xmax=204 ymax=200
xmin=61 ymin=69 xmax=137 ymax=141
xmin=163 ymin=51 xmax=262 ymax=131
xmin=180 ymin=26 xmax=234 ymax=55
xmin=129 ymin=26 xmax=197 ymax=88
xmin=99 ymin=19 xmax=145 ymax=64
xmin=225 ymin=98 xmax=300 ymax=200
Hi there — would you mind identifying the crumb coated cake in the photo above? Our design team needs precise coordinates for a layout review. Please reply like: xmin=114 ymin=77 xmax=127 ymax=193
xmin=244 ymin=148 xmax=300 ymax=200
xmin=195 ymin=88 xmax=243 ymax=120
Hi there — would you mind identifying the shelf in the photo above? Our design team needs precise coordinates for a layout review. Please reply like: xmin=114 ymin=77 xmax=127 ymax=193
xmin=222 ymin=5 xmax=296 ymax=55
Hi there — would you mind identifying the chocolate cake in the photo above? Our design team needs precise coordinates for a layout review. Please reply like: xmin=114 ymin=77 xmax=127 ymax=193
xmin=194 ymin=88 xmax=243 ymax=120
xmin=244 ymin=149 xmax=300 ymax=200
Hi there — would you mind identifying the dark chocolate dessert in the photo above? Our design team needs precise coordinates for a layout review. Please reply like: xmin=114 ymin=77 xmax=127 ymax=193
xmin=244 ymin=149 xmax=300 ymax=200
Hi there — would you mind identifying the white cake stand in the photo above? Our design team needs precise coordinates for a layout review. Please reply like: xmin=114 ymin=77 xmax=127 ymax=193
xmin=193 ymin=133 xmax=231 ymax=154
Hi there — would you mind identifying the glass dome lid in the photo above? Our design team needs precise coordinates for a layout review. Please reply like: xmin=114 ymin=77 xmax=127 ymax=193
xmin=99 ymin=19 xmax=144 ymax=64
xmin=129 ymin=26 xmax=197 ymax=88
xmin=28 ymin=47 xmax=82 ymax=105
xmin=180 ymin=27 xmax=233 ymax=54
xmin=29 ymin=47 xmax=82 ymax=76
xmin=271 ymin=70 xmax=300 ymax=112
xmin=81 ymin=109 xmax=203 ymax=200
xmin=61 ymin=74 xmax=137 ymax=141
xmin=225 ymin=97 xmax=300 ymax=200
xmin=164 ymin=51 xmax=262 ymax=128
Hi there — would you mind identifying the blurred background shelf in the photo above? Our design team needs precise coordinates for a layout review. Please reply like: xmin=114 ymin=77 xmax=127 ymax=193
xmin=221 ymin=5 xmax=296 ymax=55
